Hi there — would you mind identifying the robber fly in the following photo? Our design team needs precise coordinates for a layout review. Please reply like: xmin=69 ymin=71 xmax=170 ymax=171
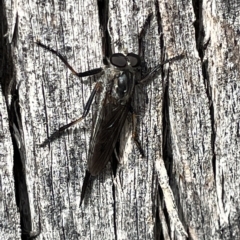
xmin=36 ymin=15 xmax=184 ymax=205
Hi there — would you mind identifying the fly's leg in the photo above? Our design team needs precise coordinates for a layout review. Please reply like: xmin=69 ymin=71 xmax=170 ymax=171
xmin=36 ymin=40 xmax=103 ymax=131
xmin=59 ymin=82 xmax=102 ymax=131
xmin=36 ymin=40 xmax=103 ymax=77
xmin=39 ymin=83 xmax=101 ymax=146
xmin=129 ymin=106 xmax=145 ymax=157
xmin=137 ymin=65 xmax=162 ymax=84
xmin=137 ymin=13 xmax=185 ymax=77
xmin=137 ymin=54 xmax=185 ymax=84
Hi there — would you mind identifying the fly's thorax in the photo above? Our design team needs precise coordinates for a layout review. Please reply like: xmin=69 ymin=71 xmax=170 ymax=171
xmin=102 ymin=66 xmax=136 ymax=105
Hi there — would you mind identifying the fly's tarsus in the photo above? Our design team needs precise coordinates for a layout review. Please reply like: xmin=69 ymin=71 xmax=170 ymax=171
xmin=59 ymin=117 xmax=84 ymax=132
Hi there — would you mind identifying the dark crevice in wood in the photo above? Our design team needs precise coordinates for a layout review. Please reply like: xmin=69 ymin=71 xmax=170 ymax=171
xmin=155 ymin=0 xmax=171 ymax=176
xmin=161 ymin=76 xmax=173 ymax=237
xmin=111 ymin=182 xmax=118 ymax=240
xmin=97 ymin=0 xmax=111 ymax=63
xmin=155 ymin=188 xmax=164 ymax=239
xmin=157 ymin=54 xmax=188 ymax=238
xmin=10 ymin=86 xmax=41 ymax=240
xmin=159 ymin=185 xmax=173 ymax=237
xmin=202 ymin=60 xmax=216 ymax=177
xmin=154 ymin=2 xmax=189 ymax=237
xmin=154 ymin=2 xmax=172 ymax=238
xmin=138 ymin=12 xmax=153 ymax=60
xmin=0 ymin=2 xmax=14 ymax=100
xmin=154 ymin=0 xmax=164 ymax=57
xmin=162 ymin=83 xmax=173 ymax=182
xmin=0 ymin=2 xmax=40 ymax=239
xmin=10 ymin=86 xmax=41 ymax=239
xmin=192 ymin=0 xmax=216 ymax=178
xmin=11 ymin=87 xmax=40 ymax=240
xmin=11 ymin=12 xmax=19 ymax=47
xmin=41 ymin=75 xmax=51 ymax=149
xmin=192 ymin=0 xmax=205 ymax=60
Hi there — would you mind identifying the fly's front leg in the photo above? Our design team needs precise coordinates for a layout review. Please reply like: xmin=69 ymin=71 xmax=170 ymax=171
xmin=59 ymin=82 xmax=102 ymax=131
xmin=36 ymin=41 xmax=103 ymax=77
xmin=129 ymin=106 xmax=145 ymax=157
xmin=137 ymin=53 xmax=185 ymax=84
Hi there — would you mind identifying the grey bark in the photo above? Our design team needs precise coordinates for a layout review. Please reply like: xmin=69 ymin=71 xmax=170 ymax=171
xmin=1 ymin=0 xmax=240 ymax=239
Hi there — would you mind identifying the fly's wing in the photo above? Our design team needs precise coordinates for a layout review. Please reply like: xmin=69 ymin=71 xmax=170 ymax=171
xmin=88 ymin=100 xmax=130 ymax=176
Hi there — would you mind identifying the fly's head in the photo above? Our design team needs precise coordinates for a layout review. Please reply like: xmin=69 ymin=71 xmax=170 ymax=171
xmin=106 ymin=53 xmax=141 ymax=104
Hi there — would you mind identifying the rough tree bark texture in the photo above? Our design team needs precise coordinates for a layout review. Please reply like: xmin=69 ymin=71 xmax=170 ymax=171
xmin=0 ymin=0 xmax=240 ymax=239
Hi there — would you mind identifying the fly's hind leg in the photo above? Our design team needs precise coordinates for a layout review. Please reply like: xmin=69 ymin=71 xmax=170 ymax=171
xmin=129 ymin=106 xmax=145 ymax=157
xmin=36 ymin=40 xmax=103 ymax=77
xmin=59 ymin=82 xmax=102 ymax=131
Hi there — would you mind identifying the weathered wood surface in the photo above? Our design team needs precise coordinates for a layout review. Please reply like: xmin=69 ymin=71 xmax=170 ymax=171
xmin=1 ymin=0 xmax=240 ymax=239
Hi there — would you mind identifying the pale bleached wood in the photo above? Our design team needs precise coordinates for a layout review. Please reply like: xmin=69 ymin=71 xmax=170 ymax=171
xmin=2 ymin=0 xmax=240 ymax=239
xmin=201 ymin=0 xmax=240 ymax=238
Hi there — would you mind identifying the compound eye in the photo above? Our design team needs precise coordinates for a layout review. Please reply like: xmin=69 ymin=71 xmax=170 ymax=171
xmin=127 ymin=53 xmax=141 ymax=67
xmin=110 ymin=53 xmax=127 ymax=67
